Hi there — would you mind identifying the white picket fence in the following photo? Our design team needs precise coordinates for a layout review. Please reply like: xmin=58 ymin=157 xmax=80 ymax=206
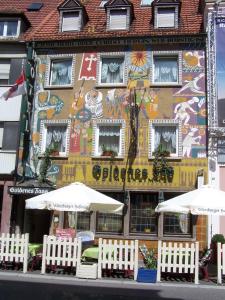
xmin=157 ymin=240 xmax=199 ymax=284
xmin=41 ymin=235 xmax=82 ymax=274
xmin=0 ymin=233 xmax=29 ymax=273
xmin=217 ymin=242 xmax=225 ymax=284
xmin=97 ymin=238 xmax=139 ymax=280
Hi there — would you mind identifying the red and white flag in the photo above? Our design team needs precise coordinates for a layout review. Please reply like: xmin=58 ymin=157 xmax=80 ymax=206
xmin=0 ymin=71 xmax=26 ymax=101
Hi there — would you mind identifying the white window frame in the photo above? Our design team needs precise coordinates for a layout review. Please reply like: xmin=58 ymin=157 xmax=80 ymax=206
xmin=151 ymin=51 xmax=182 ymax=86
xmin=141 ymin=0 xmax=153 ymax=7
xmin=97 ymin=52 xmax=127 ymax=87
xmin=99 ymin=0 xmax=108 ymax=8
xmin=154 ymin=5 xmax=178 ymax=29
xmin=149 ymin=119 xmax=182 ymax=158
xmin=45 ymin=54 xmax=75 ymax=88
xmin=92 ymin=119 xmax=125 ymax=158
xmin=0 ymin=18 xmax=21 ymax=38
xmin=39 ymin=119 xmax=71 ymax=157
xmin=0 ymin=59 xmax=10 ymax=85
xmin=61 ymin=10 xmax=81 ymax=32
xmin=107 ymin=8 xmax=129 ymax=31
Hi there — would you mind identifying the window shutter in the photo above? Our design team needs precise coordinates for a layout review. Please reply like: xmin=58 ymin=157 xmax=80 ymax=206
xmin=2 ymin=122 xmax=19 ymax=150
xmin=0 ymin=125 xmax=3 ymax=148
xmin=109 ymin=10 xmax=127 ymax=30
xmin=0 ymin=60 xmax=10 ymax=80
xmin=157 ymin=8 xmax=175 ymax=28
xmin=62 ymin=12 xmax=80 ymax=31
xmin=8 ymin=58 xmax=23 ymax=84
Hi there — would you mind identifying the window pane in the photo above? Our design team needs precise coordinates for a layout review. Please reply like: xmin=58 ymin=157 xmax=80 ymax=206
xmin=6 ymin=20 xmax=18 ymax=36
xmin=98 ymin=125 xmax=120 ymax=155
xmin=0 ymin=59 xmax=10 ymax=84
xmin=2 ymin=122 xmax=19 ymax=150
xmin=154 ymin=56 xmax=178 ymax=83
xmin=153 ymin=125 xmax=177 ymax=154
xmin=96 ymin=192 xmax=123 ymax=234
xmin=130 ymin=193 xmax=158 ymax=234
xmin=50 ymin=59 xmax=72 ymax=86
xmin=0 ymin=21 xmax=4 ymax=36
xmin=65 ymin=212 xmax=90 ymax=231
xmin=46 ymin=125 xmax=67 ymax=153
xmin=110 ymin=10 xmax=127 ymax=29
xmin=62 ymin=11 xmax=79 ymax=31
xmin=141 ymin=0 xmax=153 ymax=5
xmin=101 ymin=57 xmax=124 ymax=84
xmin=163 ymin=213 xmax=191 ymax=235
xmin=157 ymin=8 xmax=175 ymax=28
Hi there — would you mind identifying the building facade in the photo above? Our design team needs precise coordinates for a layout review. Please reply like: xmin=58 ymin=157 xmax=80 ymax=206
xmin=205 ymin=0 xmax=225 ymax=241
xmin=1 ymin=0 xmax=208 ymax=249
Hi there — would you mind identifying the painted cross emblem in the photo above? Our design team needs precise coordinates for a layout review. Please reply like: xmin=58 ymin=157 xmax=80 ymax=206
xmin=85 ymin=54 xmax=97 ymax=71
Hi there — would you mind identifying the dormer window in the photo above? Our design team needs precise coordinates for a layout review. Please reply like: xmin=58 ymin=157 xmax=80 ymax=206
xmin=0 ymin=19 xmax=20 ymax=37
xmin=109 ymin=9 xmax=127 ymax=30
xmin=105 ymin=0 xmax=133 ymax=31
xmin=153 ymin=0 xmax=180 ymax=29
xmin=157 ymin=7 xmax=176 ymax=28
xmin=62 ymin=11 xmax=80 ymax=31
xmin=58 ymin=0 xmax=88 ymax=33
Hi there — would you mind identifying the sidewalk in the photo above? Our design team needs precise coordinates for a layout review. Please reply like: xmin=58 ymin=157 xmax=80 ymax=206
xmin=0 ymin=269 xmax=223 ymax=290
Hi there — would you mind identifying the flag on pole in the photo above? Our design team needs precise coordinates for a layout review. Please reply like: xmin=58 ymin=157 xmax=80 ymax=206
xmin=0 ymin=71 xmax=27 ymax=101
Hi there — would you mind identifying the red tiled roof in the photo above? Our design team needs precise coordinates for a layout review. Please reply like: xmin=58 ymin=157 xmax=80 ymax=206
xmin=0 ymin=0 xmax=204 ymax=42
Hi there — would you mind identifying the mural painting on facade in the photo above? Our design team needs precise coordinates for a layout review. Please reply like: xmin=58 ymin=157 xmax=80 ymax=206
xmin=78 ymin=52 xmax=97 ymax=81
xmin=174 ymin=72 xmax=205 ymax=96
xmin=183 ymin=51 xmax=205 ymax=72
xmin=182 ymin=126 xmax=206 ymax=158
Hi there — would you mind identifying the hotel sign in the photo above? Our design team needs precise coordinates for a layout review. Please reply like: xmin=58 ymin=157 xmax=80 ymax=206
xmin=8 ymin=186 xmax=54 ymax=195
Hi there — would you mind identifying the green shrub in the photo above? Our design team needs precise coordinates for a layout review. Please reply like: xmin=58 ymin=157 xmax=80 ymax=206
xmin=211 ymin=234 xmax=225 ymax=244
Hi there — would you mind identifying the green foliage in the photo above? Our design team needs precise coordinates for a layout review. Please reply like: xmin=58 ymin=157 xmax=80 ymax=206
xmin=144 ymin=249 xmax=157 ymax=270
xmin=38 ymin=148 xmax=52 ymax=183
xmin=211 ymin=234 xmax=225 ymax=244
xmin=152 ymin=145 xmax=174 ymax=183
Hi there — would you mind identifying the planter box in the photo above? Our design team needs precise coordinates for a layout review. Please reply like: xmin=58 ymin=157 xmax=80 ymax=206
xmin=137 ymin=268 xmax=157 ymax=283
xmin=76 ymin=263 xmax=98 ymax=279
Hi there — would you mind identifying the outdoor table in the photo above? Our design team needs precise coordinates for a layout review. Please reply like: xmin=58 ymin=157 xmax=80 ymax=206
xmin=28 ymin=243 xmax=43 ymax=257
xmin=82 ymin=246 xmax=99 ymax=261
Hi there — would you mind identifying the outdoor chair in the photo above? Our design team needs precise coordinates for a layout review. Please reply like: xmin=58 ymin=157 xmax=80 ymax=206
xmin=199 ymin=248 xmax=213 ymax=281
xmin=77 ymin=231 xmax=95 ymax=251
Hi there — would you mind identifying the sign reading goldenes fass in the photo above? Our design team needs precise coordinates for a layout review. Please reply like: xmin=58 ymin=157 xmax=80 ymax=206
xmin=8 ymin=186 xmax=53 ymax=195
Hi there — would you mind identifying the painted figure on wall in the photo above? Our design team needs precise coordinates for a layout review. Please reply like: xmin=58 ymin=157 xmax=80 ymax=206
xmin=184 ymin=51 xmax=204 ymax=69
xmin=174 ymin=73 xmax=205 ymax=95
xmin=174 ymin=96 xmax=199 ymax=125
xmin=182 ymin=127 xmax=202 ymax=157
xmin=85 ymin=89 xmax=103 ymax=118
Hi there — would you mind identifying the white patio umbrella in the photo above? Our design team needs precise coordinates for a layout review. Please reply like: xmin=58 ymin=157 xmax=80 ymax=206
xmin=155 ymin=185 xmax=225 ymax=216
xmin=25 ymin=182 xmax=124 ymax=214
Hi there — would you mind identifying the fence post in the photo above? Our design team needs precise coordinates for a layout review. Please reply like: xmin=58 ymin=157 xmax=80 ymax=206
xmin=97 ymin=238 xmax=102 ymax=279
xmin=194 ymin=242 xmax=199 ymax=284
xmin=134 ymin=240 xmax=138 ymax=280
xmin=23 ymin=234 xmax=29 ymax=273
xmin=41 ymin=235 xmax=47 ymax=274
xmin=157 ymin=240 xmax=162 ymax=282
xmin=217 ymin=243 xmax=222 ymax=284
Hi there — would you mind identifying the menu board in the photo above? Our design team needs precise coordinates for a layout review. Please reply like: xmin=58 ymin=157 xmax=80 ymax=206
xmin=56 ymin=228 xmax=76 ymax=239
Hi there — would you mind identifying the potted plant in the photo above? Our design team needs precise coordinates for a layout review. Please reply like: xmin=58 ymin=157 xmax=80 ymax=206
xmin=101 ymin=144 xmax=118 ymax=158
xmin=137 ymin=247 xmax=157 ymax=283
xmin=50 ymin=141 xmax=60 ymax=156
xmin=210 ymin=234 xmax=225 ymax=264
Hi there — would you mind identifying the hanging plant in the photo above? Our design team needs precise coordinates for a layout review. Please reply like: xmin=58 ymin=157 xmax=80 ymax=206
xmin=152 ymin=145 xmax=174 ymax=183
xmin=38 ymin=148 xmax=52 ymax=183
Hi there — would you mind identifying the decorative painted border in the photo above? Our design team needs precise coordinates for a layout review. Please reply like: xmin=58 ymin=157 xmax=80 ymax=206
xmin=148 ymin=119 xmax=182 ymax=158
xmin=150 ymin=50 xmax=182 ymax=86
xmin=96 ymin=51 xmax=128 ymax=87
xmin=45 ymin=54 xmax=76 ymax=88
xmin=106 ymin=7 xmax=130 ymax=31
xmin=39 ymin=119 xmax=71 ymax=157
xmin=154 ymin=5 xmax=179 ymax=29
xmin=92 ymin=119 xmax=126 ymax=158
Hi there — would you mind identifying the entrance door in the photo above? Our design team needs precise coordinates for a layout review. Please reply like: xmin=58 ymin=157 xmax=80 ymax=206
xmin=24 ymin=209 xmax=51 ymax=243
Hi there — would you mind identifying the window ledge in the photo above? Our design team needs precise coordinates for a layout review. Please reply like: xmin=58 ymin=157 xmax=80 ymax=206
xmin=151 ymin=83 xmax=182 ymax=87
xmin=44 ymin=85 xmax=73 ymax=90
xmin=39 ymin=154 xmax=68 ymax=160
xmin=95 ymin=84 xmax=127 ymax=89
xmin=148 ymin=157 xmax=182 ymax=161
xmin=91 ymin=155 xmax=124 ymax=161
